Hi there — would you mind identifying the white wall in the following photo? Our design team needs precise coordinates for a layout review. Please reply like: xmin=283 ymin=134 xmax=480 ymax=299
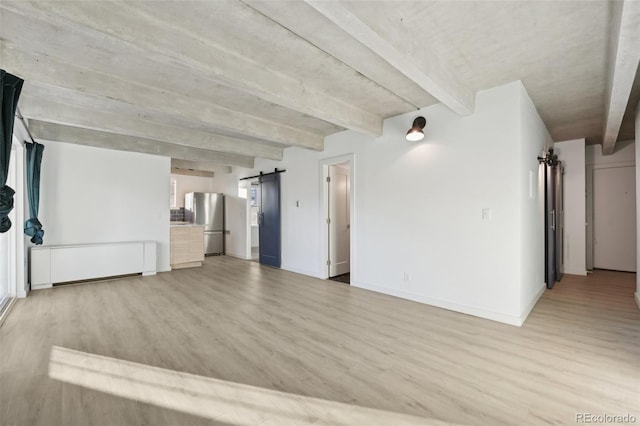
xmin=553 ymin=139 xmax=586 ymax=275
xmin=635 ymin=100 xmax=640 ymax=306
xmin=220 ymin=81 xmax=549 ymax=325
xmin=587 ymin=139 xmax=635 ymax=165
xmin=171 ymin=174 xmax=214 ymax=208
xmin=519 ymin=85 xmax=552 ymax=319
xmin=38 ymin=142 xmax=171 ymax=272
xmin=251 ymin=225 xmax=258 ymax=248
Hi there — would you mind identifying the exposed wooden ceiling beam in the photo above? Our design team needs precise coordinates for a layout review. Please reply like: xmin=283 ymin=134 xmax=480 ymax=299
xmin=602 ymin=0 xmax=640 ymax=155
xmin=1 ymin=45 xmax=324 ymax=151
xmin=29 ymin=120 xmax=255 ymax=168
xmin=19 ymin=93 xmax=283 ymax=161
xmin=2 ymin=1 xmax=383 ymax=136
xmin=303 ymin=0 xmax=475 ymax=116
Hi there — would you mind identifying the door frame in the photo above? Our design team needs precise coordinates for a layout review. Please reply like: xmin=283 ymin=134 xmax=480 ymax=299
xmin=241 ymin=179 xmax=258 ymax=261
xmin=586 ymin=164 xmax=594 ymax=271
xmin=1 ymin=139 xmax=26 ymax=325
xmin=586 ymin=159 xmax=636 ymax=271
xmin=320 ymin=154 xmax=355 ymax=280
xmin=590 ymin=164 xmax=636 ymax=271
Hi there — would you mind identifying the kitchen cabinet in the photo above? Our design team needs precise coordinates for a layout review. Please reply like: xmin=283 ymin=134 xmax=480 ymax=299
xmin=170 ymin=225 xmax=205 ymax=269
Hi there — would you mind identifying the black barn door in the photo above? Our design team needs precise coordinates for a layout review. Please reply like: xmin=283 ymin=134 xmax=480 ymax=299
xmin=543 ymin=155 xmax=564 ymax=289
xmin=545 ymin=164 xmax=557 ymax=289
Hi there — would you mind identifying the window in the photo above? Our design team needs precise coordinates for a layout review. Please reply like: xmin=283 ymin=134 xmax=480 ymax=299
xmin=238 ymin=186 xmax=247 ymax=199
xmin=250 ymin=185 xmax=258 ymax=206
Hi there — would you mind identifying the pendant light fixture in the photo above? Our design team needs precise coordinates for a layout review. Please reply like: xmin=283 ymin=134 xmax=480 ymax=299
xmin=406 ymin=116 xmax=426 ymax=141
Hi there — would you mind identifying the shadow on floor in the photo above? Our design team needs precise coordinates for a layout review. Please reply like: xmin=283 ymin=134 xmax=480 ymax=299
xmin=329 ymin=273 xmax=350 ymax=284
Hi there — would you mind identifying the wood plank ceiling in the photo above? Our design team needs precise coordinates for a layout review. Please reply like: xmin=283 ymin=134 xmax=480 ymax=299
xmin=1 ymin=1 xmax=638 ymax=169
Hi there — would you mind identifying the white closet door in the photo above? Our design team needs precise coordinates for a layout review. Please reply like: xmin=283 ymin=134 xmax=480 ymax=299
xmin=593 ymin=166 xmax=636 ymax=272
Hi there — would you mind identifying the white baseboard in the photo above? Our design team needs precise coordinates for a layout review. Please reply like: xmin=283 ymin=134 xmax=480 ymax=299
xmin=31 ymin=282 xmax=52 ymax=290
xmin=17 ymin=286 xmax=29 ymax=298
xmin=350 ymin=281 xmax=526 ymax=326
xmin=635 ymin=292 xmax=640 ymax=310
xmin=519 ymin=284 xmax=546 ymax=325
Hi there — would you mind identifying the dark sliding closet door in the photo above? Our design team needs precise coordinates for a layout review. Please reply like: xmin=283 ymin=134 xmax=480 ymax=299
xmin=258 ymin=173 xmax=281 ymax=268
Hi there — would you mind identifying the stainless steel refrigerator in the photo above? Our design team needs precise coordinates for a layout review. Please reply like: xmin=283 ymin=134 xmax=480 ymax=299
xmin=185 ymin=192 xmax=225 ymax=255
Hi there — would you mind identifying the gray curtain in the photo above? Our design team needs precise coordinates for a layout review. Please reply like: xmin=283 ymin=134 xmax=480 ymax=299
xmin=24 ymin=142 xmax=45 ymax=245
xmin=0 ymin=69 xmax=24 ymax=233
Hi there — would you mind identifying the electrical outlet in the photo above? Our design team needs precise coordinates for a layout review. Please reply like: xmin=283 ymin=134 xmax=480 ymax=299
xmin=403 ymin=272 xmax=411 ymax=281
xmin=482 ymin=208 xmax=492 ymax=221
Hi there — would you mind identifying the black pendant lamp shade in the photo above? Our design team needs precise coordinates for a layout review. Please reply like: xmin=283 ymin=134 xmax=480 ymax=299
xmin=406 ymin=116 xmax=426 ymax=141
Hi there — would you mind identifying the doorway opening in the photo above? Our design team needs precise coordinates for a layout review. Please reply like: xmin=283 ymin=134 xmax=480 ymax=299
xmin=242 ymin=170 xmax=283 ymax=268
xmin=321 ymin=155 xmax=354 ymax=284
xmin=249 ymin=182 xmax=260 ymax=261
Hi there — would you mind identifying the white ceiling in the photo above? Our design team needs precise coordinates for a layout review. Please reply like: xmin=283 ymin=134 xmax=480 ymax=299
xmin=1 ymin=1 xmax=638 ymax=168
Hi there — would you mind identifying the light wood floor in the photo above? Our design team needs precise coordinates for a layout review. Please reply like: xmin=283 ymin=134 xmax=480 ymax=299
xmin=1 ymin=258 xmax=638 ymax=425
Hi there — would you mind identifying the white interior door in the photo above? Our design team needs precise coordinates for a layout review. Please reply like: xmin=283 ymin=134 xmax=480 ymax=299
xmin=329 ymin=164 xmax=350 ymax=277
xmin=593 ymin=166 xmax=636 ymax=272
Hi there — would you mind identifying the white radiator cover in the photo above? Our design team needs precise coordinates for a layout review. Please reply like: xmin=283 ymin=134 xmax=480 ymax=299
xmin=30 ymin=241 xmax=157 ymax=289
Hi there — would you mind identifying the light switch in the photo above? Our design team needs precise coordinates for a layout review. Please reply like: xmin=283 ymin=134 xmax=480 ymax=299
xmin=296 ymin=200 xmax=302 ymax=207
xmin=482 ymin=208 xmax=492 ymax=221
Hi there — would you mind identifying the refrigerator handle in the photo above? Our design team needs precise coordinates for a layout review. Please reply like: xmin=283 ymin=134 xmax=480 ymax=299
xmin=551 ymin=210 xmax=555 ymax=231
